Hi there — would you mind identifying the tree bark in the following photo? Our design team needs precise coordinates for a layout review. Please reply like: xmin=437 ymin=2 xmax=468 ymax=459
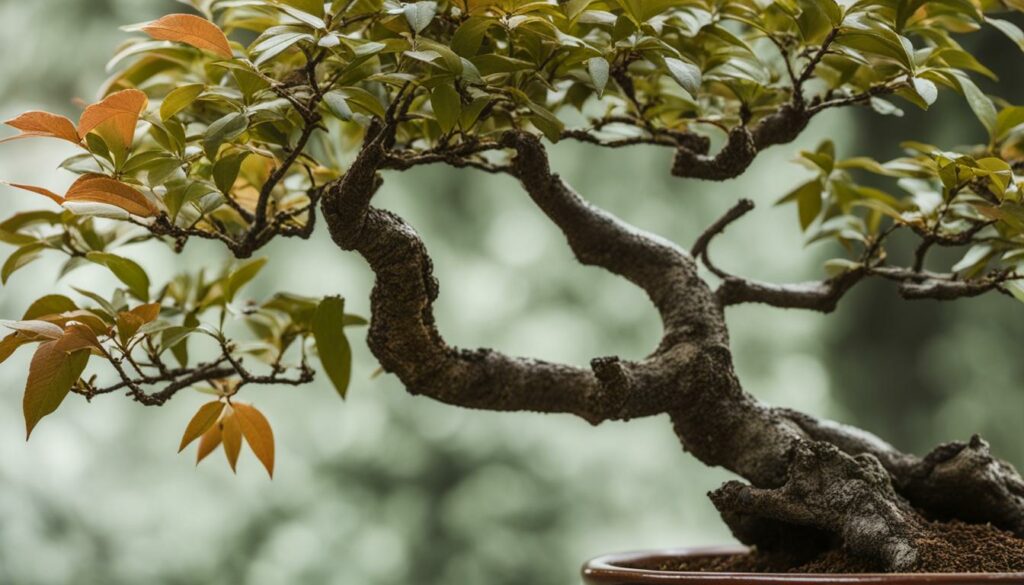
xmin=320 ymin=127 xmax=1024 ymax=571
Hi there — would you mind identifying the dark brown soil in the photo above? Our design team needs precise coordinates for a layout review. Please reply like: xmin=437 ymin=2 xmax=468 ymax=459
xmin=632 ymin=521 xmax=1024 ymax=573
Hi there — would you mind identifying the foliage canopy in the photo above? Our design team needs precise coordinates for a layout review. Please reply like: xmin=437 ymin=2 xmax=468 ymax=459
xmin=1 ymin=0 xmax=1023 ymax=477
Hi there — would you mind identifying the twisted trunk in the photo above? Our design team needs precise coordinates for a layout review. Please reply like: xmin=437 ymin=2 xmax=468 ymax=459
xmin=321 ymin=128 xmax=1024 ymax=571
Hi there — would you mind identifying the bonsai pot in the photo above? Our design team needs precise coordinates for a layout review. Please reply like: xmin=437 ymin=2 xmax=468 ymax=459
xmin=582 ymin=546 xmax=1024 ymax=584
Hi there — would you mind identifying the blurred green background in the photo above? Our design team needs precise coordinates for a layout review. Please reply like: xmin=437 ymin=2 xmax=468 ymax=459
xmin=0 ymin=2 xmax=1021 ymax=584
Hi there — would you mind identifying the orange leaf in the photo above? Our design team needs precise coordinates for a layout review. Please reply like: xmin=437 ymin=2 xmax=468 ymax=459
xmin=114 ymin=311 xmax=145 ymax=346
xmin=221 ymin=409 xmax=242 ymax=472
xmin=141 ymin=14 xmax=233 ymax=60
xmin=129 ymin=302 xmax=161 ymax=324
xmin=232 ymin=402 xmax=274 ymax=478
xmin=24 ymin=340 xmax=90 ymax=439
xmin=1 ymin=111 xmax=80 ymax=144
xmin=179 ymin=401 xmax=226 ymax=452
xmin=0 ymin=333 xmax=26 ymax=365
xmin=65 ymin=174 xmax=158 ymax=217
xmin=77 ymin=89 xmax=148 ymax=148
xmin=0 ymin=181 xmax=64 ymax=205
xmin=54 ymin=323 xmax=105 ymax=355
xmin=196 ymin=419 xmax=223 ymax=463
xmin=39 ymin=310 xmax=110 ymax=336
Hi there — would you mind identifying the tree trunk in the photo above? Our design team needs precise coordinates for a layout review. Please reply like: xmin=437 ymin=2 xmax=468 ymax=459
xmin=321 ymin=127 xmax=1024 ymax=571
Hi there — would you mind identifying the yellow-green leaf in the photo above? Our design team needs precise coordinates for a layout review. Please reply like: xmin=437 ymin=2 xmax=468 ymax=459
xmin=22 ymin=295 xmax=77 ymax=320
xmin=160 ymin=84 xmax=205 ymax=120
xmin=431 ymin=84 xmax=461 ymax=134
xmin=312 ymin=296 xmax=352 ymax=399
xmin=86 ymin=252 xmax=151 ymax=301
xmin=225 ymin=258 xmax=267 ymax=303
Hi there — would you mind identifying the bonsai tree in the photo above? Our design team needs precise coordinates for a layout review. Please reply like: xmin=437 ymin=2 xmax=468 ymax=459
xmin=2 ymin=0 xmax=1024 ymax=572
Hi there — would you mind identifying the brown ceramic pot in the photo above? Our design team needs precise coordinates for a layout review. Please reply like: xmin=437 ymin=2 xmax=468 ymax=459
xmin=581 ymin=546 xmax=1024 ymax=585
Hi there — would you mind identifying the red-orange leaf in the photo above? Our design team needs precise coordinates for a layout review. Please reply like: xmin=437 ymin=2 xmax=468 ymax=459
xmin=179 ymin=401 xmax=226 ymax=452
xmin=77 ymin=89 xmax=148 ymax=148
xmin=196 ymin=419 xmax=223 ymax=463
xmin=141 ymin=14 xmax=233 ymax=59
xmin=65 ymin=174 xmax=158 ymax=217
xmin=0 ymin=181 xmax=64 ymax=205
xmin=221 ymin=409 xmax=242 ymax=472
xmin=24 ymin=340 xmax=90 ymax=439
xmin=232 ymin=402 xmax=274 ymax=478
xmin=1 ymin=111 xmax=80 ymax=144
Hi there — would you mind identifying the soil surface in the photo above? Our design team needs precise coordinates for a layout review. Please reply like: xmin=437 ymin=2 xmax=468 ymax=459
xmin=633 ymin=521 xmax=1024 ymax=573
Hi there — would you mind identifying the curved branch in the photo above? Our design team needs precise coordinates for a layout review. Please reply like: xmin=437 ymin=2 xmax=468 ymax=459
xmin=499 ymin=131 xmax=726 ymax=342
xmin=718 ymin=267 xmax=1018 ymax=313
xmin=717 ymin=270 xmax=868 ymax=313
xmin=321 ymin=129 xmax=731 ymax=425
xmin=672 ymin=104 xmax=810 ymax=181
xmin=692 ymin=198 xmax=755 ymax=260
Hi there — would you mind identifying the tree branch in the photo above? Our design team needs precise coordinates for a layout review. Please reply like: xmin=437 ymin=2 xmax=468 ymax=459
xmin=320 ymin=127 xmax=736 ymax=425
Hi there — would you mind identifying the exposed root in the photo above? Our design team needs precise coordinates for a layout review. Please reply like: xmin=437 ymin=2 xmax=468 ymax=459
xmin=902 ymin=436 xmax=1024 ymax=536
xmin=778 ymin=409 xmax=1024 ymax=537
xmin=710 ymin=441 xmax=925 ymax=572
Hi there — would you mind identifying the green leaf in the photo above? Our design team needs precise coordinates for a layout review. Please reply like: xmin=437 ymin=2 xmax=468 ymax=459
xmin=777 ymin=179 xmax=824 ymax=230
xmin=664 ymin=57 xmax=702 ymax=98
xmin=160 ymin=84 xmax=205 ymax=120
xmin=212 ymin=151 xmax=250 ymax=194
xmin=276 ymin=3 xmax=326 ymax=28
xmin=587 ymin=57 xmax=610 ymax=97
xmin=251 ymin=32 xmax=314 ymax=66
xmin=22 ymin=295 xmax=77 ymax=320
xmin=451 ymin=17 xmax=496 ymax=57
xmin=85 ymin=252 xmax=151 ymax=302
xmin=1006 ymin=281 xmax=1024 ymax=304
xmin=988 ymin=17 xmax=1024 ymax=52
xmin=2 ymin=243 xmax=45 ymax=284
xmin=836 ymin=29 xmax=912 ymax=69
xmin=912 ymin=77 xmax=938 ymax=108
xmin=278 ymin=0 xmax=324 ymax=18
xmin=870 ymin=97 xmax=904 ymax=118
xmin=24 ymin=341 xmax=90 ymax=439
xmin=952 ymin=244 xmax=992 ymax=275
xmin=334 ymin=87 xmax=386 ymax=119
xmin=404 ymin=1 xmax=438 ymax=34
xmin=203 ymin=112 xmax=249 ymax=160
xmin=430 ymin=83 xmax=462 ymax=134
xmin=324 ymin=91 xmax=354 ymax=121
xmin=993 ymin=106 xmax=1024 ymax=143
xmin=523 ymin=99 xmax=564 ymax=143
xmin=312 ymin=296 xmax=352 ymax=399
xmin=950 ymin=72 xmax=996 ymax=136
xmin=225 ymin=258 xmax=268 ymax=303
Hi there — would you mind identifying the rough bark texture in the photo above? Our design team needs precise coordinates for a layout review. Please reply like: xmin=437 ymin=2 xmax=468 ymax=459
xmin=321 ymin=125 xmax=1024 ymax=572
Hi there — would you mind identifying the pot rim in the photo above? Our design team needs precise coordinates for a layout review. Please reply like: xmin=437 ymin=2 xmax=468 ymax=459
xmin=581 ymin=546 xmax=1024 ymax=584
